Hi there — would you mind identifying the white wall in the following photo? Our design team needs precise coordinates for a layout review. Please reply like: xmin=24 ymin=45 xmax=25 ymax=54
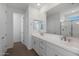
xmin=23 ymin=6 xmax=46 ymax=49
xmin=7 ymin=6 xmax=25 ymax=48
xmin=6 ymin=7 xmax=14 ymax=49
xmin=0 ymin=4 xmax=26 ymax=55
xmin=47 ymin=13 xmax=60 ymax=35
xmin=23 ymin=8 xmax=29 ymax=49
xmin=0 ymin=4 xmax=8 ymax=55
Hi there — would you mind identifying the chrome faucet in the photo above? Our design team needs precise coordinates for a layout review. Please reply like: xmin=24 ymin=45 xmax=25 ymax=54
xmin=61 ymin=36 xmax=71 ymax=42
xmin=61 ymin=36 xmax=67 ymax=41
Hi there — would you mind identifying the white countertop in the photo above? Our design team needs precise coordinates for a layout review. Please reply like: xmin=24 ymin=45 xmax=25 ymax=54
xmin=32 ymin=32 xmax=79 ymax=55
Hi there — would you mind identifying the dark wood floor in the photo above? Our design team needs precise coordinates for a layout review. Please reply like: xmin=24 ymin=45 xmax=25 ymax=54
xmin=5 ymin=42 xmax=38 ymax=56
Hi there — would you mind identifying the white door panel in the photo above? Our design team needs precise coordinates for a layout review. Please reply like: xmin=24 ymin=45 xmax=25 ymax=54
xmin=13 ymin=13 xmax=24 ymax=43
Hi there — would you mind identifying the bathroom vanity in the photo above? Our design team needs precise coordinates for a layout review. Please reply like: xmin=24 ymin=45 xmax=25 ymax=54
xmin=31 ymin=7 xmax=79 ymax=56
xmin=32 ymin=33 xmax=79 ymax=56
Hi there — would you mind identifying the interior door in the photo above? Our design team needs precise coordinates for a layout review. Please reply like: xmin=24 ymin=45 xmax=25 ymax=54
xmin=13 ymin=13 xmax=23 ymax=43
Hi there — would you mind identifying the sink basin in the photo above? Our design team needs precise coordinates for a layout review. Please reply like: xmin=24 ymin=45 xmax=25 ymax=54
xmin=60 ymin=37 xmax=79 ymax=51
xmin=39 ymin=33 xmax=44 ymax=36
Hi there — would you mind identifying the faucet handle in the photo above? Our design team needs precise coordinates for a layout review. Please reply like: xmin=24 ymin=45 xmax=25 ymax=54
xmin=61 ymin=36 xmax=66 ymax=41
xmin=68 ymin=39 xmax=71 ymax=42
xmin=61 ymin=36 xmax=64 ymax=40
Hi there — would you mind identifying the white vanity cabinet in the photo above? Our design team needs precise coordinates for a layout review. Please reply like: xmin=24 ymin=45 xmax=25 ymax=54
xmin=32 ymin=35 xmax=78 ymax=56
xmin=32 ymin=36 xmax=47 ymax=56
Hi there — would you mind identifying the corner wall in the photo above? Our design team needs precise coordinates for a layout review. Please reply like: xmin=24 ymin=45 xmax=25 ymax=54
xmin=23 ymin=6 xmax=46 ymax=49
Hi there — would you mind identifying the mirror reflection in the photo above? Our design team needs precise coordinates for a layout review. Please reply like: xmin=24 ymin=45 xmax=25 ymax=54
xmin=47 ymin=3 xmax=79 ymax=38
xmin=33 ymin=20 xmax=44 ymax=32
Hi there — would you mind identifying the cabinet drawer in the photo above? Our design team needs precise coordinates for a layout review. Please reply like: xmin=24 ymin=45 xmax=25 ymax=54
xmin=39 ymin=40 xmax=46 ymax=49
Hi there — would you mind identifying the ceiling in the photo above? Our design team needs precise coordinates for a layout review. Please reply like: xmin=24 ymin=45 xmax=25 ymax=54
xmin=7 ymin=3 xmax=29 ymax=11
xmin=47 ymin=3 xmax=79 ymax=16
xmin=30 ymin=3 xmax=60 ymax=12
xmin=7 ymin=3 xmax=60 ymax=12
xmin=7 ymin=3 xmax=79 ymax=15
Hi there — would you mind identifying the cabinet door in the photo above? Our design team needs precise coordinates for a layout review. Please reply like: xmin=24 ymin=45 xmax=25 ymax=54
xmin=39 ymin=39 xmax=47 ymax=56
xmin=32 ymin=36 xmax=40 ymax=54
xmin=47 ymin=42 xmax=57 ymax=56
xmin=47 ymin=42 xmax=63 ymax=56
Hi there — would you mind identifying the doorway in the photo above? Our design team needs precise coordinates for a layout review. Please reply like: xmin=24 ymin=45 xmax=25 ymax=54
xmin=13 ymin=12 xmax=24 ymax=43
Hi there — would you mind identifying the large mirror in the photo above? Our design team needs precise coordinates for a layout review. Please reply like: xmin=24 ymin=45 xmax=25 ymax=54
xmin=47 ymin=3 xmax=79 ymax=38
xmin=61 ymin=10 xmax=79 ymax=38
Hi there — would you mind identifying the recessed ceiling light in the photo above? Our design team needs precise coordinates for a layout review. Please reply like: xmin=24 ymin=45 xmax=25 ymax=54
xmin=37 ymin=3 xmax=40 ymax=6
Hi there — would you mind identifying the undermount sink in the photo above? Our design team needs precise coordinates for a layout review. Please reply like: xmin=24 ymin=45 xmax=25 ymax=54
xmin=60 ymin=37 xmax=79 ymax=49
xmin=39 ymin=32 xmax=44 ymax=36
